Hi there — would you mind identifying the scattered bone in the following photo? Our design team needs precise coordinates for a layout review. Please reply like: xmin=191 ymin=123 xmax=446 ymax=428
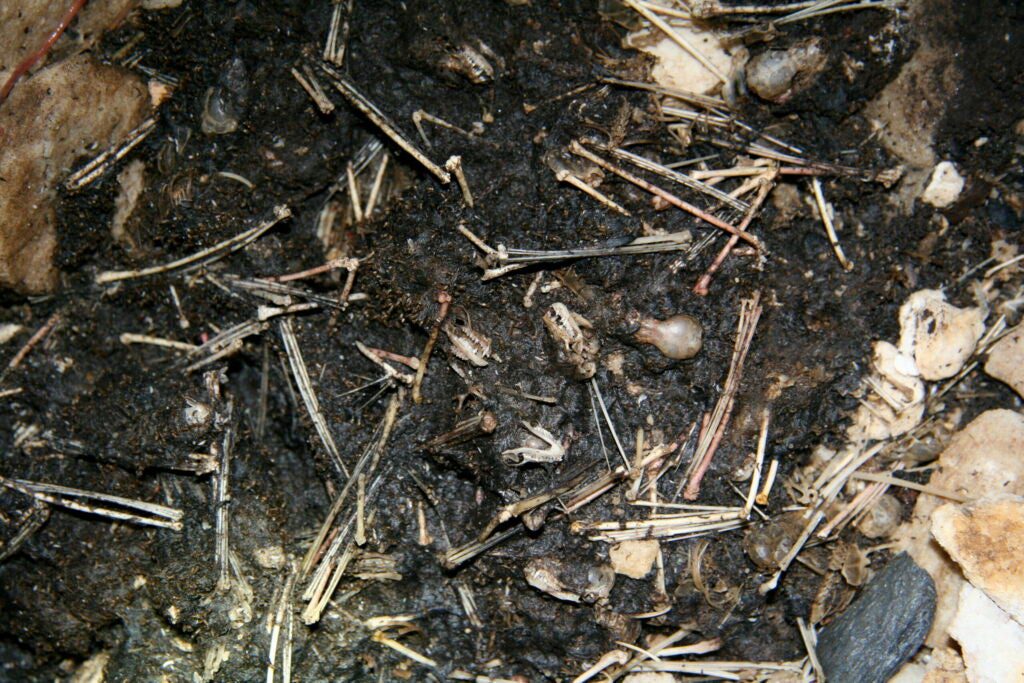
xmin=442 ymin=308 xmax=493 ymax=367
xmin=525 ymin=558 xmax=581 ymax=603
xmin=440 ymin=43 xmax=496 ymax=84
xmin=856 ymin=493 xmax=903 ymax=540
xmin=543 ymin=303 xmax=600 ymax=380
xmin=633 ymin=314 xmax=702 ymax=360
xmin=501 ymin=422 xmax=565 ymax=466
xmin=848 ymin=341 xmax=925 ymax=442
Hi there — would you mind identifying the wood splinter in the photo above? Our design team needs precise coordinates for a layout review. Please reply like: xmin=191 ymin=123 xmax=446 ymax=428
xmin=412 ymin=290 xmax=451 ymax=403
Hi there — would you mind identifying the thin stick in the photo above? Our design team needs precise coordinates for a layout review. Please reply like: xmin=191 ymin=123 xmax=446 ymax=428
xmin=291 ymin=65 xmax=335 ymax=114
xmin=97 ymin=205 xmax=292 ymax=284
xmin=266 ymin=566 xmax=297 ymax=683
xmin=797 ymin=618 xmax=825 ymax=683
xmin=603 ymin=146 xmax=748 ymax=212
xmin=555 ymin=168 xmax=631 ymax=216
xmin=300 ymin=394 xmax=401 ymax=577
xmin=65 ymin=118 xmax=158 ymax=191
xmin=365 ymin=153 xmax=390 ymax=217
xmin=6 ymin=313 xmax=59 ymax=370
xmin=215 ymin=423 xmax=235 ymax=591
xmin=811 ymin=178 xmax=853 ymax=271
xmin=446 ymin=156 xmax=475 ymax=207
xmin=412 ymin=291 xmax=452 ymax=403
xmin=744 ymin=410 xmax=770 ymax=517
xmin=120 ymin=333 xmax=196 ymax=352
xmin=1 ymin=477 xmax=183 ymax=530
xmin=265 ymin=256 xmax=361 ymax=284
xmin=694 ymin=171 xmax=775 ymax=295
xmin=682 ymin=292 xmax=762 ymax=500
xmin=372 ymin=632 xmax=437 ymax=668
xmin=591 ymin=378 xmax=631 ymax=469
xmin=570 ymin=142 xmax=761 ymax=249
xmin=621 ymin=0 xmax=728 ymax=84
xmin=851 ymin=471 xmax=968 ymax=503
xmin=601 ymin=76 xmax=726 ymax=110
xmin=279 ymin=318 xmax=350 ymax=479
xmin=319 ymin=64 xmax=451 ymax=183
xmin=346 ymin=162 xmax=364 ymax=223
xmin=756 ymin=458 xmax=778 ymax=506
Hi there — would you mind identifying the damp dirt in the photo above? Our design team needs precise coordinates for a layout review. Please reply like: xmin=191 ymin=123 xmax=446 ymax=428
xmin=0 ymin=1 xmax=1022 ymax=681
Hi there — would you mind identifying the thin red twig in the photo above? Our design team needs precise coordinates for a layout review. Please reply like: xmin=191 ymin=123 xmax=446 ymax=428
xmin=0 ymin=0 xmax=89 ymax=107
xmin=683 ymin=293 xmax=762 ymax=500
xmin=6 ymin=313 xmax=60 ymax=371
xmin=412 ymin=290 xmax=451 ymax=404
xmin=694 ymin=173 xmax=776 ymax=296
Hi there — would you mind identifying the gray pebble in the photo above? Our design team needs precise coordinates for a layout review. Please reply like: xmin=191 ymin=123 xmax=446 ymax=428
xmin=816 ymin=552 xmax=935 ymax=683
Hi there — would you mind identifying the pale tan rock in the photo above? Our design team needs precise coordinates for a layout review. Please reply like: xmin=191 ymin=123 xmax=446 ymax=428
xmin=921 ymin=647 xmax=968 ymax=683
xmin=0 ymin=55 xmax=149 ymax=292
xmin=898 ymin=290 xmax=986 ymax=381
xmin=609 ymin=539 xmax=660 ymax=579
xmin=932 ymin=496 xmax=1024 ymax=626
xmin=0 ymin=1 xmax=136 ymax=87
xmin=863 ymin=0 xmax=957 ymax=211
xmin=920 ymin=162 xmax=965 ymax=208
xmin=895 ymin=410 xmax=1024 ymax=647
xmin=69 ymin=651 xmax=110 ymax=683
xmin=985 ymin=323 xmax=1024 ymax=399
xmin=626 ymin=25 xmax=732 ymax=96
xmin=948 ymin=584 xmax=1024 ymax=683
xmin=112 ymin=160 xmax=146 ymax=247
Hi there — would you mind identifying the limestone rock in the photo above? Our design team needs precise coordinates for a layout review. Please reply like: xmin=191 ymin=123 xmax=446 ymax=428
xmin=932 ymin=496 xmax=1024 ymax=626
xmin=626 ymin=25 xmax=732 ymax=96
xmin=895 ymin=410 xmax=1024 ymax=647
xmin=609 ymin=540 xmax=659 ymax=579
xmin=898 ymin=290 xmax=985 ymax=381
xmin=984 ymin=323 xmax=1024 ymax=398
xmin=921 ymin=161 xmax=965 ymax=208
xmin=0 ymin=1 xmax=136 ymax=87
xmin=0 ymin=55 xmax=149 ymax=292
xmin=949 ymin=584 xmax=1024 ymax=683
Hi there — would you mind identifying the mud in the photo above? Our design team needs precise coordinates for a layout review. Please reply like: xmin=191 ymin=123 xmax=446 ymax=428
xmin=1 ymin=0 xmax=1021 ymax=681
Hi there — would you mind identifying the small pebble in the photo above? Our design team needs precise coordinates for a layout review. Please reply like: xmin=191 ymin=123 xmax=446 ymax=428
xmin=817 ymin=553 xmax=935 ymax=683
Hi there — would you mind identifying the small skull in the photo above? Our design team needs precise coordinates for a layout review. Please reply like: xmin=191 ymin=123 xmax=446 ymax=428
xmin=443 ymin=309 xmax=493 ymax=367
xmin=439 ymin=43 xmax=496 ymax=84
xmin=543 ymin=303 xmax=599 ymax=379
xmin=501 ymin=422 xmax=565 ymax=466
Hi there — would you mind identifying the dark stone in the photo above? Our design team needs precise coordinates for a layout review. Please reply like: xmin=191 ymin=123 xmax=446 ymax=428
xmin=816 ymin=553 xmax=936 ymax=683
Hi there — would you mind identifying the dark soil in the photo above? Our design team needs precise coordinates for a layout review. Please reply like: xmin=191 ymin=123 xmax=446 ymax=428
xmin=1 ymin=0 xmax=1021 ymax=681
